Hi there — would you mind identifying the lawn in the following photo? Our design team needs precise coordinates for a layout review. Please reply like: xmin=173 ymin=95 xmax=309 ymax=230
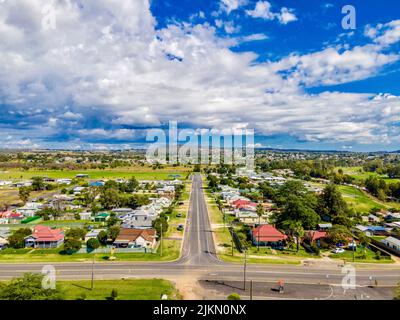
xmin=59 ymin=279 xmax=180 ymax=300
xmin=0 ymin=168 xmax=189 ymax=181
xmin=339 ymin=185 xmax=400 ymax=212
xmin=329 ymin=247 xmax=393 ymax=263
xmin=0 ymin=239 xmax=180 ymax=263
xmin=339 ymin=185 xmax=385 ymax=212
xmin=336 ymin=166 xmax=400 ymax=184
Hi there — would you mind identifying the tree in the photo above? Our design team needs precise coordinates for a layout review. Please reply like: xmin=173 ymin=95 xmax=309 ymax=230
xmin=99 ymin=188 xmax=120 ymax=209
xmin=153 ymin=216 xmax=168 ymax=235
xmin=0 ymin=273 xmax=64 ymax=300
xmin=126 ymin=177 xmax=139 ymax=193
xmin=97 ymin=230 xmax=108 ymax=245
xmin=277 ymin=195 xmax=320 ymax=230
xmin=256 ymin=203 xmax=264 ymax=251
xmin=317 ymin=184 xmax=348 ymax=221
xmin=282 ymin=220 xmax=304 ymax=252
xmin=31 ymin=177 xmax=46 ymax=191
xmin=108 ymin=226 xmax=120 ymax=241
xmin=65 ymin=228 xmax=86 ymax=240
xmin=86 ymin=238 xmax=100 ymax=250
xmin=8 ymin=228 xmax=32 ymax=249
xmin=327 ymin=225 xmax=352 ymax=245
xmin=18 ymin=186 xmax=31 ymax=204
xmin=63 ymin=238 xmax=82 ymax=254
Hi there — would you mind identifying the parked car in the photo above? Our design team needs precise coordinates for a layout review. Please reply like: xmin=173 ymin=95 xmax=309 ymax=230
xmin=331 ymin=248 xmax=345 ymax=254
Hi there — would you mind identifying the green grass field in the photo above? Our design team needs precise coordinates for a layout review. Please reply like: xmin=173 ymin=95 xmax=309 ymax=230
xmin=336 ymin=166 xmax=400 ymax=184
xmin=0 ymin=169 xmax=189 ymax=181
xmin=339 ymin=185 xmax=400 ymax=212
xmin=329 ymin=247 xmax=393 ymax=263
xmin=59 ymin=279 xmax=181 ymax=300
xmin=0 ymin=239 xmax=180 ymax=263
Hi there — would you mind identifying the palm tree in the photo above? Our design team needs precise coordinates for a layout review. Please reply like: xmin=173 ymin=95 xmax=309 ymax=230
xmin=256 ymin=203 xmax=265 ymax=251
xmin=292 ymin=221 xmax=304 ymax=252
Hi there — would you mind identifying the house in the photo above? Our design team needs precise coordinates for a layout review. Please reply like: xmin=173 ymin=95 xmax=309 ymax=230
xmin=317 ymin=223 xmax=332 ymax=231
xmin=385 ymin=212 xmax=400 ymax=222
xmin=76 ymin=174 xmax=89 ymax=179
xmin=16 ymin=202 xmax=44 ymax=217
xmin=0 ymin=211 xmax=23 ymax=224
xmin=0 ymin=180 xmax=12 ymax=186
xmin=251 ymin=224 xmax=287 ymax=249
xmin=304 ymin=231 xmax=327 ymax=246
xmin=368 ymin=214 xmax=380 ymax=223
xmin=56 ymin=178 xmax=72 ymax=185
xmin=84 ymin=229 xmax=105 ymax=242
xmin=113 ymin=228 xmax=157 ymax=248
xmin=24 ymin=225 xmax=64 ymax=249
xmin=73 ymin=186 xmax=86 ymax=195
xmin=236 ymin=211 xmax=269 ymax=226
xmin=355 ymin=225 xmax=388 ymax=236
xmin=121 ymin=208 xmax=158 ymax=229
xmin=94 ymin=212 xmax=110 ymax=222
xmin=79 ymin=211 xmax=92 ymax=220
xmin=89 ymin=181 xmax=105 ymax=187
xmin=380 ymin=236 xmax=400 ymax=254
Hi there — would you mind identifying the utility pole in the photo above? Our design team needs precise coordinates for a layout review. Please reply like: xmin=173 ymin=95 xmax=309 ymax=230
xmin=250 ymin=280 xmax=253 ymax=300
xmin=243 ymin=249 xmax=247 ymax=291
xmin=352 ymin=237 xmax=355 ymax=262
xmin=160 ymin=223 xmax=163 ymax=257
xmin=91 ymin=254 xmax=95 ymax=290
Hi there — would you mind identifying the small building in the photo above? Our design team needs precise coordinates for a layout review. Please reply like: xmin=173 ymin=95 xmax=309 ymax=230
xmin=113 ymin=228 xmax=156 ymax=248
xmin=79 ymin=211 xmax=92 ymax=220
xmin=84 ymin=229 xmax=105 ymax=242
xmin=304 ymin=230 xmax=327 ymax=247
xmin=251 ymin=224 xmax=287 ymax=249
xmin=89 ymin=181 xmax=105 ymax=187
xmin=16 ymin=202 xmax=44 ymax=218
xmin=355 ymin=225 xmax=388 ymax=237
xmin=381 ymin=236 xmax=400 ymax=253
xmin=24 ymin=225 xmax=64 ymax=249
xmin=368 ymin=214 xmax=380 ymax=223
xmin=94 ymin=212 xmax=110 ymax=222
xmin=317 ymin=223 xmax=332 ymax=231
xmin=76 ymin=174 xmax=89 ymax=179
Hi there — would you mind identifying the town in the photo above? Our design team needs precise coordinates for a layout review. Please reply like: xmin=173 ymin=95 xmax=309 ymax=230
xmin=0 ymin=150 xmax=399 ymax=300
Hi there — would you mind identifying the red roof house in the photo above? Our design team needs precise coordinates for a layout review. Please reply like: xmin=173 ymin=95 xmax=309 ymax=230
xmin=252 ymin=224 xmax=287 ymax=247
xmin=305 ymin=231 xmax=327 ymax=243
xmin=232 ymin=199 xmax=257 ymax=210
xmin=24 ymin=225 xmax=64 ymax=249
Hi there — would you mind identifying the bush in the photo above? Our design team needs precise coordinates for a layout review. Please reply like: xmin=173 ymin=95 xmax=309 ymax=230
xmin=63 ymin=238 xmax=82 ymax=254
xmin=227 ymin=293 xmax=241 ymax=300
xmin=86 ymin=238 xmax=100 ymax=250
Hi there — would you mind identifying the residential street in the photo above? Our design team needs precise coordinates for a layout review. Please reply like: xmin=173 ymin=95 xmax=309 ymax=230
xmin=0 ymin=174 xmax=399 ymax=299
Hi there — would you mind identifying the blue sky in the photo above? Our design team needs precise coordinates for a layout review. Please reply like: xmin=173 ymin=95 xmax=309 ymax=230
xmin=0 ymin=0 xmax=400 ymax=151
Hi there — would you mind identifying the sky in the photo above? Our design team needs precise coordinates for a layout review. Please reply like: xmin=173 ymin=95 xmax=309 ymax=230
xmin=0 ymin=0 xmax=400 ymax=151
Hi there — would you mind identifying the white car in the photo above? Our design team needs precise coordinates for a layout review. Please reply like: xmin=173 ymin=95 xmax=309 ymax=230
xmin=332 ymin=248 xmax=345 ymax=254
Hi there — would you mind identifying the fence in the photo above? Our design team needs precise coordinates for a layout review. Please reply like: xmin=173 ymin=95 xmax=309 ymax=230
xmin=77 ymin=246 xmax=156 ymax=254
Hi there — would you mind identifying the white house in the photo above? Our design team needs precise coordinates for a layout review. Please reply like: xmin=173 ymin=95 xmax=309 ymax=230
xmin=16 ymin=202 xmax=44 ymax=217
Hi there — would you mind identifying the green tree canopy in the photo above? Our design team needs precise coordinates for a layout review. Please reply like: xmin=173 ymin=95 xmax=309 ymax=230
xmin=0 ymin=273 xmax=64 ymax=300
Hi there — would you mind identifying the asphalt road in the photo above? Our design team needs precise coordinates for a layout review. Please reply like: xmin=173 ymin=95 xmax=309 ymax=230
xmin=0 ymin=174 xmax=399 ymax=299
